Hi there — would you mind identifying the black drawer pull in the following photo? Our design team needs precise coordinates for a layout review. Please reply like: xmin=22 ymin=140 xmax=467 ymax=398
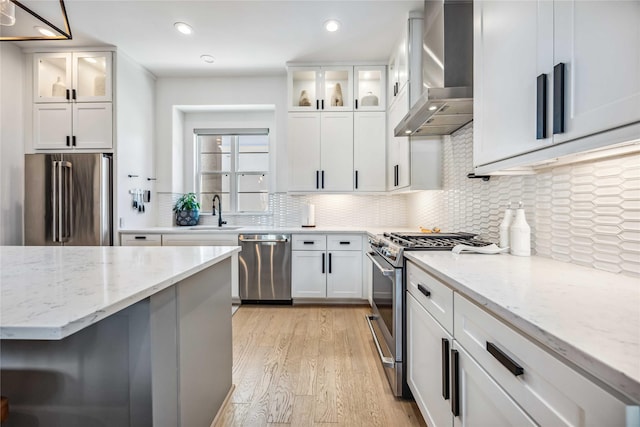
xmin=303 ymin=241 xmax=314 ymax=245
xmin=339 ymin=241 xmax=350 ymax=245
xmin=72 ymin=89 xmax=77 ymax=100
xmin=487 ymin=342 xmax=524 ymax=376
xmin=134 ymin=236 xmax=147 ymax=240
xmin=417 ymin=284 xmax=431 ymax=298
xmin=355 ymin=99 xmax=359 ymax=110
xmin=442 ymin=338 xmax=450 ymax=400
xmin=328 ymin=252 xmax=332 ymax=273
xmin=66 ymin=135 xmax=70 ymax=146
xmin=322 ymin=253 xmax=325 ymax=274
xmin=536 ymin=73 xmax=547 ymax=139
xmin=451 ymin=349 xmax=460 ymax=416
xmin=316 ymin=99 xmax=319 ymax=110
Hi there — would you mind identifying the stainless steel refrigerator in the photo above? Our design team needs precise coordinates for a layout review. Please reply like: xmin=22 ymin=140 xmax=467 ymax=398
xmin=25 ymin=153 xmax=113 ymax=246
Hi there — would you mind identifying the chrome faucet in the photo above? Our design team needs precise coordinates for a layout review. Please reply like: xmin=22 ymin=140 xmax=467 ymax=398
xmin=212 ymin=194 xmax=227 ymax=227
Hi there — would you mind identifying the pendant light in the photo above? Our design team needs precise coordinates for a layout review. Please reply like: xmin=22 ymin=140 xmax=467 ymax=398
xmin=0 ymin=0 xmax=15 ymax=26
xmin=0 ymin=0 xmax=72 ymax=41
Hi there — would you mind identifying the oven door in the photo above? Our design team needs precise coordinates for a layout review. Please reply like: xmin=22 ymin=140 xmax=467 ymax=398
xmin=366 ymin=250 xmax=404 ymax=396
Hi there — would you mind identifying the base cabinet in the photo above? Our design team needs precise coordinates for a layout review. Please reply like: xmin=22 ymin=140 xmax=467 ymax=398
xmin=291 ymin=234 xmax=363 ymax=300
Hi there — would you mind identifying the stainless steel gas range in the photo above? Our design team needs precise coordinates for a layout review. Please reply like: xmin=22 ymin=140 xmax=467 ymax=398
xmin=366 ymin=232 xmax=491 ymax=397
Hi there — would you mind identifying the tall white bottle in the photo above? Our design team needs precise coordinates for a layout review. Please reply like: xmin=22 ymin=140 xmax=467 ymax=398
xmin=510 ymin=202 xmax=531 ymax=256
xmin=499 ymin=205 xmax=514 ymax=249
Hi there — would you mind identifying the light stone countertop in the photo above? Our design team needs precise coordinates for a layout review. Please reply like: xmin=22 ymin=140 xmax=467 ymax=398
xmin=118 ymin=225 xmax=419 ymax=236
xmin=0 ymin=245 xmax=240 ymax=340
xmin=404 ymin=251 xmax=640 ymax=403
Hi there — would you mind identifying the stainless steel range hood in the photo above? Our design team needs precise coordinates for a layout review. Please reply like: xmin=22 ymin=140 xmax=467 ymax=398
xmin=394 ymin=0 xmax=473 ymax=136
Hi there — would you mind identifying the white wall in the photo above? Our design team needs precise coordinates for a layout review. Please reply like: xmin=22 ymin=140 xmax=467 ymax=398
xmin=0 ymin=43 xmax=25 ymax=245
xmin=155 ymin=75 xmax=287 ymax=194
xmin=115 ymin=51 xmax=157 ymax=230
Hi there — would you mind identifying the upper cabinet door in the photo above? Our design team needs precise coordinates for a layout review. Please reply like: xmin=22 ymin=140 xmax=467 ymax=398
xmin=288 ymin=112 xmax=322 ymax=191
xmin=34 ymin=52 xmax=112 ymax=103
xmin=354 ymin=66 xmax=386 ymax=111
xmin=34 ymin=53 xmax=73 ymax=103
xmin=288 ymin=67 xmax=321 ymax=111
xmin=72 ymin=52 xmax=113 ymax=102
xmin=473 ymin=0 xmax=554 ymax=168
xmin=320 ymin=66 xmax=353 ymax=111
xmin=552 ymin=1 xmax=640 ymax=144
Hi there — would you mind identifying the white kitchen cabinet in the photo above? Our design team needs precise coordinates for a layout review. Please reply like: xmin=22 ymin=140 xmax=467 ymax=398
xmin=120 ymin=233 xmax=162 ymax=246
xmin=354 ymin=112 xmax=386 ymax=192
xmin=288 ymin=111 xmax=354 ymax=192
xmin=287 ymin=66 xmax=353 ymax=111
xmin=452 ymin=342 xmax=537 ymax=427
xmin=474 ymin=0 xmax=640 ymax=173
xmin=33 ymin=103 xmax=113 ymax=150
xmin=387 ymin=86 xmax=411 ymax=190
xmin=407 ymin=292 xmax=454 ymax=427
xmin=291 ymin=234 xmax=363 ymax=300
xmin=34 ymin=52 xmax=112 ymax=103
xmin=388 ymin=12 xmax=423 ymax=109
xmin=354 ymin=66 xmax=386 ymax=112
xmin=552 ymin=1 xmax=640 ymax=145
xmin=454 ymin=293 xmax=630 ymax=426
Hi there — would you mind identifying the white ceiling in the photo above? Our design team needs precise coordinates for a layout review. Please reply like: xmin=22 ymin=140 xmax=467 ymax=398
xmin=12 ymin=0 xmax=423 ymax=77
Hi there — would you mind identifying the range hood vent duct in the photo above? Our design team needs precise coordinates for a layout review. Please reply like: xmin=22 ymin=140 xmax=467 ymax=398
xmin=395 ymin=0 xmax=473 ymax=137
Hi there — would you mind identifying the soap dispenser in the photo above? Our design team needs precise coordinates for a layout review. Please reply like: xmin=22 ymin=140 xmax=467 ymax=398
xmin=509 ymin=202 xmax=531 ymax=256
xmin=499 ymin=203 xmax=514 ymax=249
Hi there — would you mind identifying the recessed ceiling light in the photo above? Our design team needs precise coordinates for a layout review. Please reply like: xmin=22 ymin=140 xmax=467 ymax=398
xmin=34 ymin=26 xmax=55 ymax=37
xmin=174 ymin=22 xmax=193 ymax=35
xmin=428 ymin=105 xmax=438 ymax=111
xmin=324 ymin=19 xmax=340 ymax=32
xmin=200 ymin=55 xmax=215 ymax=64
xmin=405 ymin=130 xmax=412 ymax=134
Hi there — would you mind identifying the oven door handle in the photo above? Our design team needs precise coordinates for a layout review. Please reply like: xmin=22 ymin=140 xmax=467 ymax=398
xmin=365 ymin=315 xmax=395 ymax=368
xmin=366 ymin=251 xmax=395 ymax=277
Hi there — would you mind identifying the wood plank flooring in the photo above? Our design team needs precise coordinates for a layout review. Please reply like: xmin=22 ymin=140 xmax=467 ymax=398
xmin=214 ymin=305 xmax=427 ymax=427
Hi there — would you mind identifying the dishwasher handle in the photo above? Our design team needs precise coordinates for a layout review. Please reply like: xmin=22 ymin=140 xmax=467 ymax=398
xmin=239 ymin=235 xmax=289 ymax=243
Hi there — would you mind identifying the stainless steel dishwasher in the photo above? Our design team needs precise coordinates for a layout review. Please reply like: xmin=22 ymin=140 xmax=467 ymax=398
xmin=238 ymin=234 xmax=292 ymax=303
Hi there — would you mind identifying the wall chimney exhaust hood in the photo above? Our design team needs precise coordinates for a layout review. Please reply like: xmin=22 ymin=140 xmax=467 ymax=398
xmin=395 ymin=0 xmax=473 ymax=137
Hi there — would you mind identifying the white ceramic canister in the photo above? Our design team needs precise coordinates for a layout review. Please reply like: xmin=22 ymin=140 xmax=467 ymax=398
xmin=499 ymin=206 xmax=514 ymax=249
xmin=509 ymin=203 xmax=531 ymax=256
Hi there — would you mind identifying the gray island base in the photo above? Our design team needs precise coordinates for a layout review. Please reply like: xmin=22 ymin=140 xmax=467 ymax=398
xmin=0 ymin=246 xmax=237 ymax=427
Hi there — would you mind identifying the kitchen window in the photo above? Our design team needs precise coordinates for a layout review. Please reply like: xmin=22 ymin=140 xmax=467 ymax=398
xmin=195 ymin=128 xmax=270 ymax=214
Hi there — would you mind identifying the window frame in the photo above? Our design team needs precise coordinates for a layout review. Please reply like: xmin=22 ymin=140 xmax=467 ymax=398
xmin=194 ymin=128 xmax=270 ymax=214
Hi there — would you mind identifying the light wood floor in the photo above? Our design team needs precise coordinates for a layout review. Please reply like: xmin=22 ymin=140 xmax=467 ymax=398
xmin=214 ymin=305 xmax=427 ymax=427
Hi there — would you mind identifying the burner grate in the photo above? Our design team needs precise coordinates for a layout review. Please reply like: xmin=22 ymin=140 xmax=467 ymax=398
xmin=386 ymin=232 xmax=492 ymax=250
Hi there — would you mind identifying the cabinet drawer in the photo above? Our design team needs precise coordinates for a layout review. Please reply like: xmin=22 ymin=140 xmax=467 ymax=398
xmin=327 ymin=234 xmax=362 ymax=251
xmin=161 ymin=234 xmax=238 ymax=246
xmin=454 ymin=294 xmax=629 ymax=426
xmin=406 ymin=261 xmax=454 ymax=334
xmin=292 ymin=234 xmax=327 ymax=251
xmin=120 ymin=233 xmax=161 ymax=246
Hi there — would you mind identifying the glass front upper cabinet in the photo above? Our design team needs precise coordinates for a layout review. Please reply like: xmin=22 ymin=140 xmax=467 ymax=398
xmin=34 ymin=52 xmax=112 ymax=103
xmin=288 ymin=66 xmax=353 ymax=111
xmin=354 ymin=66 xmax=386 ymax=111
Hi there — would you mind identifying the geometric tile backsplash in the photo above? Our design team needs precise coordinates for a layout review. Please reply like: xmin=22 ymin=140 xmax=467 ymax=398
xmin=408 ymin=123 xmax=640 ymax=277
xmin=156 ymin=122 xmax=639 ymax=278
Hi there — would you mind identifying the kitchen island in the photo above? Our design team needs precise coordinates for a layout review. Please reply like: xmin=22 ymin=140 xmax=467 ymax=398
xmin=0 ymin=245 xmax=240 ymax=427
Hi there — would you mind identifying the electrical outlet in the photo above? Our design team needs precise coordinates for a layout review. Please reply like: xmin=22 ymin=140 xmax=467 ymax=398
xmin=119 ymin=217 xmax=124 ymax=228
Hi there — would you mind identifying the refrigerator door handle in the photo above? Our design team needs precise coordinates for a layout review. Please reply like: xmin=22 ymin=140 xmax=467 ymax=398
xmin=61 ymin=161 xmax=73 ymax=243
xmin=52 ymin=161 xmax=60 ymax=243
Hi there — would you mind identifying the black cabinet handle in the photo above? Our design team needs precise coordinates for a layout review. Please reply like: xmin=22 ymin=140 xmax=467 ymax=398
xmin=321 ymin=170 xmax=325 ymax=189
xmin=303 ymin=241 xmax=314 ymax=245
xmin=65 ymin=89 xmax=70 ymax=100
xmin=442 ymin=339 xmax=450 ymax=400
xmin=486 ymin=342 xmax=524 ymax=376
xmin=417 ymin=284 xmax=431 ymax=298
xmin=355 ymin=99 xmax=359 ymax=110
xmin=536 ymin=73 xmax=547 ymax=139
xmin=321 ymin=99 xmax=325 ymax=110
xmin=328 ymin=253 xmax=332 ymax=273
xmin=66 ymin=135 xmax=70 ymax=146
xmin=72 ymin=89 xmax=76 ymax=100
xmin=134 ymin=236 xmax=147 ymax=240
xmin=339 ymin=241 xmax=350 ymax=245
xmin=451 ymin=349 xmax=460 ymax=416
xmin=355 ymin=170 xmax=359 ymax=189
xmin=316 ymin=170 xmax=319 ymax=189
xmin=316 ymin=99 xmax=319 ymax=110
xmin=72 ymin=135 xmax=76 ymax=146
xmin=322 ymin=253 xmax=325 ymax=274
xmin=553 ymin=63 xmax=566 ymax=135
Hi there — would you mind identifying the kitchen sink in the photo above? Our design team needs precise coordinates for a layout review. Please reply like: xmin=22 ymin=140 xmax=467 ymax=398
xmin=188 ymin=226 xmax=243 ymax=231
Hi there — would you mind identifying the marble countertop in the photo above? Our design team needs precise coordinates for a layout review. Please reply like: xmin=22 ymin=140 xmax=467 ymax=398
xmin=118 ymin=225 xmax=419 ymax=236
xmin=0 ymin=246 xmax=240 ymax=340
xmin=404 ymin=251 xmax=640 ymax=403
